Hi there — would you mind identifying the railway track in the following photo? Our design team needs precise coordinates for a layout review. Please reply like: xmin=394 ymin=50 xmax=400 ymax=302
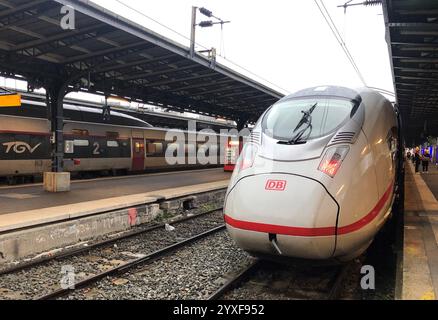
xmin=0 ymin=206 xmax=364 ymax=301
xmin=208 ymin=259 xmax=262 ymax=300
xmin=209 ymin=259 xmax=359 ymax=300
xmin=55 ymin=228 xmax=252 ymax=300
xmin=0 ymin=208 xmax=228 ymax=300
xmin=37 ymin=225 xmax=226 ymax=300
xmin=0 ymin=207 xmax=223 ymax=276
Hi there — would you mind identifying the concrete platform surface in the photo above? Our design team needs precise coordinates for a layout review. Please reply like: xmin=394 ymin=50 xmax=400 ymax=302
xmin=422 ymin=166 xmax=438 ymax=201
xmin=402 ymin=162 xmax=438 ymax=300
xmin=0 ymin=178 xmax=229 ymax=263
xmin=0 ymin=179 xmax=229 ymax=233
xmin=0 ymin=168 xmax=231 ymax=215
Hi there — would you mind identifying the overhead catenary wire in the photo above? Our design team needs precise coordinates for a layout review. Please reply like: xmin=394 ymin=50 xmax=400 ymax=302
xmin=366 ymin=86 xmax=395 ymax=96
xmin=319 ymin=0 xmax=365 ymax=85
xmin=316 ymin=0 xmax=366 ymax=85
xmin=114 ymin=0 xmax=289 ymax=94
xmin=114 ymin=0 xmax=208 ymax=51
xmin=313 ymin=0 xmax=367 ymax=86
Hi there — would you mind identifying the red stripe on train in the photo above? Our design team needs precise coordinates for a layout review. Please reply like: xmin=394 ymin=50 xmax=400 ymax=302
xmin=224 ymin=183 xmax=393 ymax=237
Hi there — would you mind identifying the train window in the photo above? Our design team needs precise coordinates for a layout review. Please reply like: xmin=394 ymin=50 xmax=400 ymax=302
xmin=74 ymin=139 xmax=89 ymax=147
xmin=262 ymin=97 xmax=354 ymax=141
xmin=107 ymin=141 xmax=119 ymax=148
xmin=154 ymin=143 xmax=163 ymax=154
xmin=65 ymin=141 xmax=74 ymax=154
xmin=146 ymin=142 xmax=164 ymax=156
xmin=147 ymin=143 xmax=155 ymax=155
xmin=135 ymin=142 xmax=142 ymax=153
xmin=72 ymin=129 xmax=89 ymax=136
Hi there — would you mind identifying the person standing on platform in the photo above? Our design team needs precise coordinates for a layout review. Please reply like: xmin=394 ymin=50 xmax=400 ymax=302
xmin=414 ymin=148 xmax=421 ymax=173
xmin=422 ymin=150 xmax=431 ymax=173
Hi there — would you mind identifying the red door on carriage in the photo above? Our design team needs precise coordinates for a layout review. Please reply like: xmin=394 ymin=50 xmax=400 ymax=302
xmin=131 ymin=138 xmax=145 ymax=171
xmin=224 ymin=137 xmax=243 ymax=172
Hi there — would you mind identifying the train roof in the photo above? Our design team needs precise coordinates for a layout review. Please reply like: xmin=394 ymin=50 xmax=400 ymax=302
xmin=282 ymin=86 xmax=362 ymax=102
xmin=0 ymin=98 xmax=153 ymax=128
xmin=17 ymin=91 xmax=236 ymax=131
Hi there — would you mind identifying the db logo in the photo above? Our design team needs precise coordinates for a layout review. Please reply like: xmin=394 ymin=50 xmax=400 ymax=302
xmin=265 ymin=180 xmax=287 ymax=191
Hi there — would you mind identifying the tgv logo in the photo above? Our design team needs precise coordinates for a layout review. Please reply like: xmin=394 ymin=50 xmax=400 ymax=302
xmin=2 ymin=141 xmax=41 ymax=154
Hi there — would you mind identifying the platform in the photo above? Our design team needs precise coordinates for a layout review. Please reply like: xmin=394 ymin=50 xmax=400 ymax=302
xmin=402 ymin=162 xmax=438 ymax=300
xmin=0 ymin=168 xmax=230 ymax=215
xmin=0 ymin=168 xmax=230 ymax=264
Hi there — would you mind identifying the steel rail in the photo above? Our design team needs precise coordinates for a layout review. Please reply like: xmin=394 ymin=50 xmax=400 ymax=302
xmin=327 ymin=262 xmax=354 ymax=300
xmin=208 ymin=259 xmax=261 ymax=300
xmin=0 ymin=207 xmax=223 ymax=276
xmin=36 ymin=224 xmax=226 ymax=300
xmin=208 ymin=259 xmax=355 ymax=300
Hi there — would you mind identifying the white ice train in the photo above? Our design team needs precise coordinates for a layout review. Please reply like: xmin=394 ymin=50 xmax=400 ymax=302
xmin=224 ymin=86 xmax=403 ymax=262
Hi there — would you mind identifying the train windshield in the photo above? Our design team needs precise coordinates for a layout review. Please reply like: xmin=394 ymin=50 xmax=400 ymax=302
xmin=262 ymin=97 xmax=355 ymax=141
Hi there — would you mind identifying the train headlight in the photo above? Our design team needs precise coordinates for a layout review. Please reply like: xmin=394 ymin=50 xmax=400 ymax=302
xmin=237 ymin=143 xmax=258 ymax=172
xmin=318 ymin=146 xmax=349 ymax=178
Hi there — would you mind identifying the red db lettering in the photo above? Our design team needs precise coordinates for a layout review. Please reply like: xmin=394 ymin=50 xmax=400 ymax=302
xmin=265 ymin=180 xmax=287 ymax=191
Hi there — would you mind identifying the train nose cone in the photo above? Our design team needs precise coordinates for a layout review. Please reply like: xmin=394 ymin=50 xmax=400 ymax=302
xmin=224 ymin=174 xmax=339 ymax=259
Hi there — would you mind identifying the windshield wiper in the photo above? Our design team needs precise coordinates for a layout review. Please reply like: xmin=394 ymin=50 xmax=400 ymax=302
xmin=287 ymin=102 xmax=318 ymax=144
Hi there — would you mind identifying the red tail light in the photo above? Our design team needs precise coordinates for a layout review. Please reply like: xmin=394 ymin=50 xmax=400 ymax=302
xmin=318 ymin=146 xmax=349 ymax=177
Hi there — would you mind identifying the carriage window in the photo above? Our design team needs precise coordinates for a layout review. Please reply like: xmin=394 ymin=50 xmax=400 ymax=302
xmin=107 ymin=141 xmax=119 ymax=148
xmin=74 ymin=139 xmax=89 ymax=147
xmin=262 ymin=97 xmax=355 ymax=141
xmin=65 ymin=141 xmax=74 ymax=154
xmin=135 ymin=142 xmax=143 ymax=153
xmin=146 ymin=142 xmax=164 ymax=156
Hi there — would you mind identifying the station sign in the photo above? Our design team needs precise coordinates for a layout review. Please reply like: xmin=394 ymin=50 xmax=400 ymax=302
xmin=0 ymin=88 xmax=21 ymax=107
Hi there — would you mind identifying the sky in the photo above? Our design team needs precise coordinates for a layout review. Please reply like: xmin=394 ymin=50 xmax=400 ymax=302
xmin=1 ymin=0 xmax=394 ymax=103
xmin=90 ymin=0 xmax=394 ymax=96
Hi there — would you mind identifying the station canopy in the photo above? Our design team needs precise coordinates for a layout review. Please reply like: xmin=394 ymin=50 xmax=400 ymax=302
xmin=383 ymin=0 xmax=438 ymax=145
xmin=0 ymin=0 xmax=284 ymax=124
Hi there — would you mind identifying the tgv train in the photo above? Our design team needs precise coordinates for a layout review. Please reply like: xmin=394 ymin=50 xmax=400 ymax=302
xmin=224 ymin=86 xmax=403 ymax=262
xmin=0 ymin=98 xmax=226 ymax=183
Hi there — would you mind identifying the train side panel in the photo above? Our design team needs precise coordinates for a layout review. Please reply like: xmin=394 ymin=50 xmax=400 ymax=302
xmin=0 ymin=114 xmax=226 ymax=177
xmin=0 ymin=116 xmax=51 ymax=176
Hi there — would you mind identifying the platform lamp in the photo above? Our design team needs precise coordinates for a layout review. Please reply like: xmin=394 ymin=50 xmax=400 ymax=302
xmin=190 ymin=6 xmax=230 ymax=58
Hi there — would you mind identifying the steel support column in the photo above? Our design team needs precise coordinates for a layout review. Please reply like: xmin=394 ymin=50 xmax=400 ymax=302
xmin=46 ymin=83 xmax=67 ymax=172
xmin=190 ymin=6 xmax=197 ymax=58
